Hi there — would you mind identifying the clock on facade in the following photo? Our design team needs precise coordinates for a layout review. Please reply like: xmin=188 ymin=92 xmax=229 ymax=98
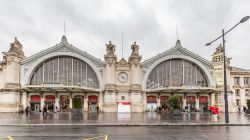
xmin=118 ymin=72 xmax=128 ymax=82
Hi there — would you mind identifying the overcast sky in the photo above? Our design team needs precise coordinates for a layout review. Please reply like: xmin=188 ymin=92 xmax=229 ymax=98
xmin=0 ymin=0 xmax=250 ymax=69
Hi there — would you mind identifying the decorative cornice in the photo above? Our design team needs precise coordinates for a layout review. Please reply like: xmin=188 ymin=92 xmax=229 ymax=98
xmin=141 ymin=40 xmax=213 ymax=69
xmin=21 ymin=36 xmax=105 ymax=67
xmin=230 ymin=71 xmax=250 ymax=75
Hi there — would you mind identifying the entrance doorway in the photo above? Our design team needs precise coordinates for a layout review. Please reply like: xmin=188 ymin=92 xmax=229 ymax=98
xmin=31 ymin=103 xmax=40 ymax=112
xmin=147 ymin=96 xmax=157 ymax=111
xmin=160 ymin=96 xmax=169 ymax=112
xmin=60 ymin=95 xmax=70 ymax=112
xmin=186 ymin=96 xmax=196 ymax=111
xmin=88 ymin=95 xmax=98 ymax=112
xmin=45 ymin=95 xmax=55 ymax=112
xmin=89 ymin=103 xmax=96 ymax=112
xmin=30 ymin=95 xmax=41 ymax=112
xmin=199 ymin=96 xmax=208 ymax=112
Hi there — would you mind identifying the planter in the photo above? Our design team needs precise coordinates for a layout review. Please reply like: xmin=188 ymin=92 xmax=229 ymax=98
xmin=71 ymin=98 xmax=82 ymax=116
xmin=246 ymin=109 xmax=250 ymax=114
xmin=71 ymin=108 xmax=82 ymax=116
xmin=169 ymin=109 xmax=181 ymax=116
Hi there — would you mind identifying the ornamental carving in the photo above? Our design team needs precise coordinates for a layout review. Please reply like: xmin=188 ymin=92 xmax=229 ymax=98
xmin=105 ymin=57 xmax=116 ymax=67
xmin=118 ymin=58 xmax=128 ymax=66
xmin=129 ymin=57 xmax=141 ymax=67
xmin=2 ymin=37 xmax=25 ymax=63
xmin=57 ymin=47 xmax=71 ymax=52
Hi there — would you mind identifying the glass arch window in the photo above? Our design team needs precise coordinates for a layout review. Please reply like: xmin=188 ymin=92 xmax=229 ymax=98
xmin=30 ymin=56 xmax=99 ymax=88
xmin=146 ymin=59 xmax=208 ymax=89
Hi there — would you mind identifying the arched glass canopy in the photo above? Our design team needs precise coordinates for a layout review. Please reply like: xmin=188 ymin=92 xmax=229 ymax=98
xmin=146 ymin=59 xmax=208 ymax=89
xmin=30 ymin=56 xmax=99 ymax=88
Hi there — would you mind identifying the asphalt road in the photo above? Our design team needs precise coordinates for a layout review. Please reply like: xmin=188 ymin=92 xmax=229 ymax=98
xmin=0 ymin=125 xmax=249 ymax=140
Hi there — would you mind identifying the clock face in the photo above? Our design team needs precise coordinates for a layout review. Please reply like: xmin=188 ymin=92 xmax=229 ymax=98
xmin=118 ymin=72 xmax=128 ymax=82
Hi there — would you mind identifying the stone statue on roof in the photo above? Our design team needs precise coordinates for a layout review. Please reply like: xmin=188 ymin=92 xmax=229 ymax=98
xmin=213 ymin=44 xmax=224 ymax=55
xmin=131 ymin=41 xmax=139 ymax=55
xmin=105 ymin=41 xmax=116 ymax=55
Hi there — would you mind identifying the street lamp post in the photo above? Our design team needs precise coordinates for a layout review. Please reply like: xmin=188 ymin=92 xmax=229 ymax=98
xmin=206 ymin=16 xmax=249 ymax=123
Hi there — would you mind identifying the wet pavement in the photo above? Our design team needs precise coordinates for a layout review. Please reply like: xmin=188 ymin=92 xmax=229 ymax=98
xmin=0 ymin=112 xmax=250 ymax=125
xmin=0 ymin=125 xmax=250 ymax=140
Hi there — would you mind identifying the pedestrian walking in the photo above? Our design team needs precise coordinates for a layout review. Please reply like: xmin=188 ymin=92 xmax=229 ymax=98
xmin=55 ymin=106 xmax=58 ymax=113
xmin=184 ymin=105 xmax=188 ymax=112
xmin=43 ymin=105 xmax=48 ymax=115
xmin=238 ymin=106 xmax=241 ymax=112
xmin=203 ymin=106 xmax=206 ymax=114
xmin=243 ymin=106 xmax=247 ymax=113
xmin=96 ymin=103 xmax=99 ymax=113
xmin=25 ymin=106 xmax=29 ymax=115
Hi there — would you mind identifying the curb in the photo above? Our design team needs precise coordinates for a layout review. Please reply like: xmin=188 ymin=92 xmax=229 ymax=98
xmin=1 ymin=123 xmax=250 ymax=126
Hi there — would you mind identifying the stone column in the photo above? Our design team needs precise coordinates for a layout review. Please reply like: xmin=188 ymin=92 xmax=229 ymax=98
xmin=142 ymin=91 xmax=147 ymax=111
xmin=26 ymin=93 xmax=29 ymax=107
xmin=182 ymin=97 xmax=187 ymax=110
xmin=55 ymin=95 xmax=59 ymax=112
xmin=21 ymin=92 xmax=27 ymax=111
xmin=69 ymin=96 xmax=72 ymax=109
xmin=157 ymin=94 xmax=160 ymax=107
xmin=99 ymin=91 xmax=103 ymax=112
xmin=195 ymin=96 xmax=200 ymax=111
xmin=241 ymin=89 xmax=246 ymax=106
xmin=211 ymin=93 xmax=216 ymax=106
xmin=84 ymin=94 xmax=88 ymax=111
xmin=41 ymin=95 xmax=44 ymax=109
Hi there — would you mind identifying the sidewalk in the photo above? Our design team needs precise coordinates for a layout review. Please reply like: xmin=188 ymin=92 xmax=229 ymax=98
xmin=0 ymin=112 xmax=250 ymax=126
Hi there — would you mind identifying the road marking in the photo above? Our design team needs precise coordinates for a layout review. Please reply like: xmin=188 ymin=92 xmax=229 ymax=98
xmin=84 ymin=135 xmax=109 ymax=140
xmin=7 ymin=136 xmax=14 ymax=140
xmin=104 ymin=135 xmax=108 ymax=140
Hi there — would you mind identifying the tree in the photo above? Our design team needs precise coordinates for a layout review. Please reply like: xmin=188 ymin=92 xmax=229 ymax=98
xmin=72 ymin=98 xmax=82 ymax=109
xmin=168 ymin=96 xmax=181 ymax=109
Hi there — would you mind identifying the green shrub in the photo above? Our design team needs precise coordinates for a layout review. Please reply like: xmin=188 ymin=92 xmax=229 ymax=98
xmin=247 ymin=100 xmax=250 ymax=109
xmin=72 ymin=98 xmax=82 ymax=109
xmin=168 ymin=96 xmax=181 ymax=109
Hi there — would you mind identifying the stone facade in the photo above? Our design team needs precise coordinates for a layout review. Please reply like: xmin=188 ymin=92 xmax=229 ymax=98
xmin=0 ymin=36 xmax=248 ymax=112
xmin=0 ymin=38 xmax=25 ymax=112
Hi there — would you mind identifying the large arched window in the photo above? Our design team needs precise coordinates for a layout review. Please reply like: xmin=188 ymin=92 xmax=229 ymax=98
xmin=30 ymin=56 xmax=99 ymax=88
xmin=146 ymin=59 xmax=208 ymax=89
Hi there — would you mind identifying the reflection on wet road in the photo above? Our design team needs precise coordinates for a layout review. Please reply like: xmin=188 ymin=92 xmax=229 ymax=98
xmin=0 ymin=126 xmax=250 ymax=140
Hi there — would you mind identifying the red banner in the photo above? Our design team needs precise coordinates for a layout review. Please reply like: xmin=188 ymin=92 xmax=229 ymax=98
xmin=160 ymin=96 xmax=169 ymax=103
xmin=186 ymin=96 xmax=195 ymax=103
xmin=30 ymin=95 xmax=41 ymax=102
xmin=199 ymin=96 xmax=208 ymax=103
xmin=147 ymin=96 xmax=156 ymax=103
xmin=88 ymin=95 xmax=98 ymax=103
xmin=45 ymin=95 xmax=55 ymax=102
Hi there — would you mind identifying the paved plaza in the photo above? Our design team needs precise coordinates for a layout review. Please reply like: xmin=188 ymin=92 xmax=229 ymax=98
xmin=0 ymin=112 xmax=249 ymax=125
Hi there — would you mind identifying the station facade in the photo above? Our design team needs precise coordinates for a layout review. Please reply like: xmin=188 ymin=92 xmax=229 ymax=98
xmin=0 ymin=36 xmax=249 ymax=112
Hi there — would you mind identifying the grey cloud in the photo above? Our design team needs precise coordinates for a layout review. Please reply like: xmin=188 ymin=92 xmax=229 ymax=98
xmin=0 ymin=0 xmax=250 ymax=69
